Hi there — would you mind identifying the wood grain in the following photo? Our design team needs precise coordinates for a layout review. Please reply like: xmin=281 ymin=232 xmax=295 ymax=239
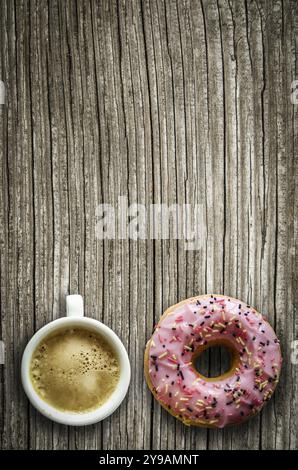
xmin=0 ymin=0 xmax=297 ymax=450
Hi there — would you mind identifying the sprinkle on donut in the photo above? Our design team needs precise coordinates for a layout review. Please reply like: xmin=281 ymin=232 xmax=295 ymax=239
xmin=144 ymin=295 xmax=282 ymax=428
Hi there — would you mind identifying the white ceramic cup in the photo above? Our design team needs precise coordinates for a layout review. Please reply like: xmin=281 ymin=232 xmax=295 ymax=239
xmin=21 ymin=295 xmax=131 ymax=426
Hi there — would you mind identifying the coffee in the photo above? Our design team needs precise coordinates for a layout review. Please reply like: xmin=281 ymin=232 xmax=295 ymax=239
xmin=29 ymin=327 xmax=120 ymax=413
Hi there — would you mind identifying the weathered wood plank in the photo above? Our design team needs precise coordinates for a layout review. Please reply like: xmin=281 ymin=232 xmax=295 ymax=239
xmin=0 ymin=0 xmax=297 ymax=450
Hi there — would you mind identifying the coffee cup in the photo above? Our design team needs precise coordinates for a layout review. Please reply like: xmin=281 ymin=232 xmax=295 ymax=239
xmin=21 ymin=295 xmax=131 ymax=426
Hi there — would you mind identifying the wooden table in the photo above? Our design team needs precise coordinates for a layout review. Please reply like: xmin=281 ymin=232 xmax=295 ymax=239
xmin=0 ymin=0 xmax=297 ymax=450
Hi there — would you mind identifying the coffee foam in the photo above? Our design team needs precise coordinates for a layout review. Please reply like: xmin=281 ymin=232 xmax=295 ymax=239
xmin=30 ymin=327 xmax=120 ymax=413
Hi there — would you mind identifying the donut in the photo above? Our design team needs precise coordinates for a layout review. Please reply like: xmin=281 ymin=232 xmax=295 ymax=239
xmin=144 ymin=294 xmax=282 ymax=428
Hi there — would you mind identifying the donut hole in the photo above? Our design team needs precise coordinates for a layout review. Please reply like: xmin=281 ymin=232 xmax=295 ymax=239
xmin=193 ymin=342 xmax=237 ymax=380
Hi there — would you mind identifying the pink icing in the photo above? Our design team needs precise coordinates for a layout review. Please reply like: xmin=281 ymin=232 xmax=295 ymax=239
xmin=148 ymin=295 xmax=282 ymax=428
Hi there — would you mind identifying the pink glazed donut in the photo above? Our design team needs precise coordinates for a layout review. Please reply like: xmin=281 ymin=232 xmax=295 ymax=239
xmin=144 ymin=295 xmax=282 ymax=428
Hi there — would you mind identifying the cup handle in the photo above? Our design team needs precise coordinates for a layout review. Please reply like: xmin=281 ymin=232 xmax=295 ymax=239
xmin=66 ymin=295 xmax=84 ymax=317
